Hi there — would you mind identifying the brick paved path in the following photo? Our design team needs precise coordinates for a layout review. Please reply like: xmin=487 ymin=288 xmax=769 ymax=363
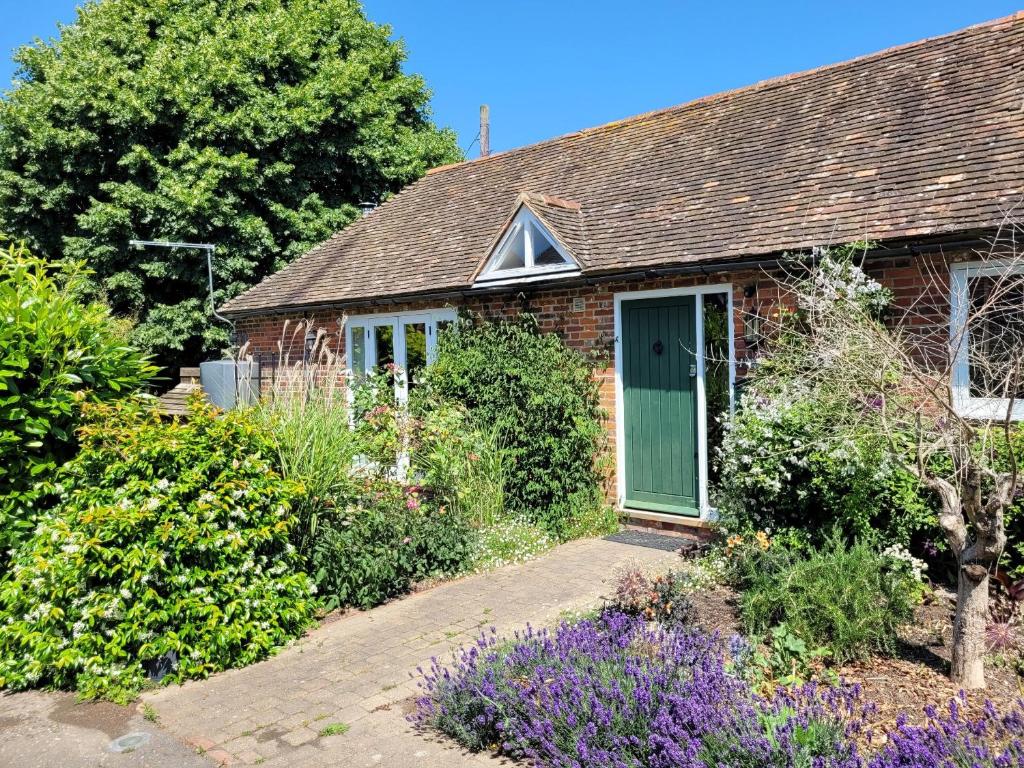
xmin=143 ymin=537 xmax=677 ymax=767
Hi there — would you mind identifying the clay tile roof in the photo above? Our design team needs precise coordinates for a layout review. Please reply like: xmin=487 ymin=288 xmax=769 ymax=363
xmin=223 ymin=13 xmax=1024 ymax=316
xmin=520 ymin=194 xmax=591 ymax=267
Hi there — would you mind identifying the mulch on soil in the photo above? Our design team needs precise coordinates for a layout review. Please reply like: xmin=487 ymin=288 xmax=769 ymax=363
xmin=689 ymin=584 xmax=1023 ymax=729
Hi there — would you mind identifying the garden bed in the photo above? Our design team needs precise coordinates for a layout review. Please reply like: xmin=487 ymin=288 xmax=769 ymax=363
xmin=414 ymin=594 xmax=1024 ymax=767
xmin=844 ymin=597 xmax=1021 ymax=727
xmin=677 ymin=581 xmax=1021 ymax=727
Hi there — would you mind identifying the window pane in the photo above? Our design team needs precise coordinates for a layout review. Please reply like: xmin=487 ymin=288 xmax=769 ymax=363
xmin=967 ymin=274 xmax=1024 ymax=399
xmin=495 ymin=225 xmax=526 ymax=270
xmin=404 ymin=322 xmax=427 ymax=392
xmin=534 ymin=243 xmax=563 ymax=265
xmin=531 ymin=223 xmax=565 ymax=266
xmin=350 ymin=325 xmax=366 ymax=378
xmin=703 ymin=292 xmax=731 ymax=491
xmin=374 ymin=324 xmax=395 ymax=386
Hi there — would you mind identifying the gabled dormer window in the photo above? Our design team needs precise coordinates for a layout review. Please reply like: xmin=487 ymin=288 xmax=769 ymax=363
xmin=475 ymin=207 xmax=580 ymax=286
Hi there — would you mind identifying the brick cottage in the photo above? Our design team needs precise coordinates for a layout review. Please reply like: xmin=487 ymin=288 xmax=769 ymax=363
xmin=221 ymin=14 xmax=1024 ymax=533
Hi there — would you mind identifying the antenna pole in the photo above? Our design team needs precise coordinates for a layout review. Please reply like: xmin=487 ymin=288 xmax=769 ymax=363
xmin=128 ymin=239 xmax=235 ymax=334
xmin=479 ymin=104 xmax=490 ymax=158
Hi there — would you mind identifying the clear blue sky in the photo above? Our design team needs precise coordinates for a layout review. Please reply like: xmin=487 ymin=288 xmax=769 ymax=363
xmin=2 ymin=1 xmax=1020 ymax=156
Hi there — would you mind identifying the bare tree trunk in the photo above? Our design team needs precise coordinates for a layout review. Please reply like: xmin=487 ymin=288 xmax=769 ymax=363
xmin=951 ymin=561 xmax=989 ymax=689
xmin=930 ymin=478 xmax=991 ymax=689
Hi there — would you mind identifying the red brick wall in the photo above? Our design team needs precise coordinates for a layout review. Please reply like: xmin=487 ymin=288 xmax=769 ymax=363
xmin=233 ymin=248 xmax=977 ymax=514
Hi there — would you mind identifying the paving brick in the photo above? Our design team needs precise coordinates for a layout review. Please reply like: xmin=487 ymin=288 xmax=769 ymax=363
xmin=206 ymin=749 xmax=235 ymax=765
xmin=280 ymin=727 xmax=317 ymax=747
xmin=143 ymin=538 xmax=676 ymax=767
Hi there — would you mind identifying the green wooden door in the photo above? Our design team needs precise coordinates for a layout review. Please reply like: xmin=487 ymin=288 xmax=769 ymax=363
xmin=622 ymin=296 xmax=699 ymax=515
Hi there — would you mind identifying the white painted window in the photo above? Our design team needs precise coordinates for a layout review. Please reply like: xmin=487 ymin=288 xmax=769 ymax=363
xmin=345 ymin=308 xmax=457 ymax=402
xmin=475 ymin=208 xmax=579 ymax=286
xmin=950 ymin=260 xmax=1024 ymax=421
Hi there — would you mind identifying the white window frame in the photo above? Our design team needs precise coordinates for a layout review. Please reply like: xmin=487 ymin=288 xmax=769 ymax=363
xmin=344 ymin=307 xmax=457 ymax=403
xmin=950 ymin=260 xmax=1024 ymax=421
xmin=475 ymin=208 xmax=580 ymax=286
xmin=612 ymin=284 xmax=736 ymax=520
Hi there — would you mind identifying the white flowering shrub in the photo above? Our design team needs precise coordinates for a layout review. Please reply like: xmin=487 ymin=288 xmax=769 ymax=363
xmin=0 ymin=399 xmax=316 ymax=702
xmin=716 ymin=387 xmax=932 ymax=546
xmin=715 ymin=250 xmax=933 ymax=547
xmin=801 ymin=252 xmax=892 ymax=317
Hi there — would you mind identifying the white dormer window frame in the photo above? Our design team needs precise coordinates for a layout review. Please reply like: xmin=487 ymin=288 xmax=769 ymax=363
xmin=474 ymin=207 xmax=580 ymax=286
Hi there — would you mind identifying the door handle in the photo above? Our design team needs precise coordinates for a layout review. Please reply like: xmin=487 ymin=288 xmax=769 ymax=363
xmin=689 ymin=364 xmax=697 ymax=378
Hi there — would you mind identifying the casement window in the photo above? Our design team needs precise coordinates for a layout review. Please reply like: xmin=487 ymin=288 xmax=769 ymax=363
xmin=475 ymin=207 xmax=579 ymax=286
xmin=950 ymin=260 xmax=1024 ymax=420
xmin=345 ymin=309 xmax=457 ymax=402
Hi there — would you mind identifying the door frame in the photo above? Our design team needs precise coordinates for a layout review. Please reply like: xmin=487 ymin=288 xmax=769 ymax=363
xmin=613 ymin=284 xmax=736 ymax=519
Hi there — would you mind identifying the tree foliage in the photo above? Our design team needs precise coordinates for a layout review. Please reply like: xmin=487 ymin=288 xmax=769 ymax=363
xmin=0 ymin=0 xmax=461 ymax=365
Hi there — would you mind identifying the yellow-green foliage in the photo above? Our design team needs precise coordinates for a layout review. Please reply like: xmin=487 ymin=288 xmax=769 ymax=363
xmin=0 ymin=399 xmax=316 ymax=702
xmin=0 ymin=241 xmax=157 ymax=556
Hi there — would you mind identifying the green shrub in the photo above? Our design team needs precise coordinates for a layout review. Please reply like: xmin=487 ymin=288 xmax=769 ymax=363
xmin=312 ymin=480 xmax=473 ymax=610
xmin=0 ymin=242 xmax=156 ymax=556
xmin=421 ymin=314 xmax=606 ymax=539
xmin=716 ymin=380 xmax=937 ymax=551
xmin=0 ymin=399 xmax=316 ymax=702
xmin=739 ymin=537 xmax=916 ymax=663
xmin=256 ymin=367 xmax=477 ymax=609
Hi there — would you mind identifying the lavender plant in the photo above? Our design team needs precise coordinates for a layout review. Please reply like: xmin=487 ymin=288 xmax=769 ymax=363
xmin=416 ymin=614 xmax=1024 ymax=767
xmin=415 ymin=612 xmax=863 ymax=767
xmin=866 ymin=696 xmax=1024 ymax=767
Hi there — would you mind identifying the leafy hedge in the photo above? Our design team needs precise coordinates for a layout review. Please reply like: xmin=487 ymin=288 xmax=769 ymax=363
xmin=421 ymin=314 xmax=607 ymax=539
xmin=0 ymin=399 xmax=316 ymax=702
xmin=0 ymin=242 xmax=156 ymax=557
xmin=312 ymin=480 xmax=473 ymax=609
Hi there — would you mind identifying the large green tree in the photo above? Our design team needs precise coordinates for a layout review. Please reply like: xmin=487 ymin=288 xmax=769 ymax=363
xmin=0 ymin=0 xmax=461 ymax=367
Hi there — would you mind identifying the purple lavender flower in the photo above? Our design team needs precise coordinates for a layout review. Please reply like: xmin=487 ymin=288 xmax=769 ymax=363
xmin=413 ymin=613 xmax=1024 ymax=767
xmin=413 ymin=612 xmax=866 ymax=766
